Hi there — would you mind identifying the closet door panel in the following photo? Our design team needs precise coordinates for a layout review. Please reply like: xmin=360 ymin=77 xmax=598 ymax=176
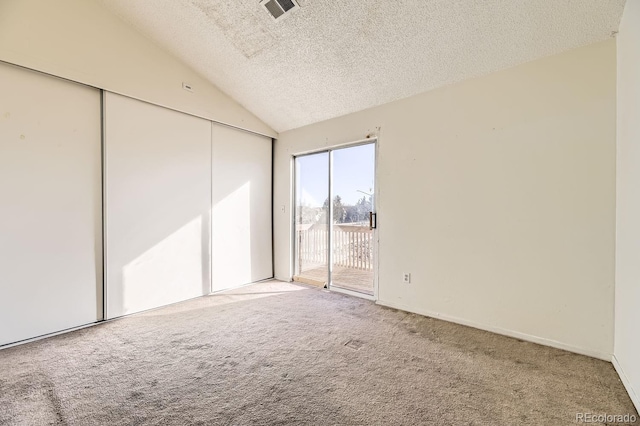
xmin=0 ymin=62 xmax=102 ymax=345
xmin=105 ymin=92 xmax=211 ymax=318
xmin=211 ymin=123 xmax=272 ymax=292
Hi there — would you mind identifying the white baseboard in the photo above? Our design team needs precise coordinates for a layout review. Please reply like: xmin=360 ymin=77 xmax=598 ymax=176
xmin=274 ymin=275 xmax=292 ymax=283
xmin=612 ymin=355 xmax=640 ymax=413
xmin=375 ymin=299 xmax=612 ymax=361
xmin=0 ymin=321 xmax=100 ymax=351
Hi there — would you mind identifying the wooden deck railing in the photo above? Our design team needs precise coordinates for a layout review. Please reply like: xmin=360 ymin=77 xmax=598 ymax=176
xmin=296 ymin=225 xmax=373 ymax=271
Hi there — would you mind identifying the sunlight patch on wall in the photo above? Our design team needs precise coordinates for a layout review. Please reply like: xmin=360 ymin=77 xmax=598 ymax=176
xmin=122 ymin=216 xmax=204 ymax=315
xmin=212 ymin=181 xmax=252 ymax=291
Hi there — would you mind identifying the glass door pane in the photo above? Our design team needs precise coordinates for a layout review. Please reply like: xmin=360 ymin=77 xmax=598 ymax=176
xmin=330 ymin=143 xmax=375 ymax=295
xmin=294 ymin=152 xmax=329 ymax=286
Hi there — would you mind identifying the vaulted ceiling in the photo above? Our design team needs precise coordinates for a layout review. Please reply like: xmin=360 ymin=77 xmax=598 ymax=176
xmin=100 ymin=0 xmax=626 ymax=133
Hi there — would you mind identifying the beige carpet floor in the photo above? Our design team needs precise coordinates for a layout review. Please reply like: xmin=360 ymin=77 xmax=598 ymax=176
xmin=0 ymin=281 xmax=637 ymax=425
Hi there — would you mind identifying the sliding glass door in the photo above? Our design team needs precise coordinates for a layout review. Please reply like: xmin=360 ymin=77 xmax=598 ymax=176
xmin=293 ymin=141 xmax=376 ymax=296
xmin=331 ymin=143 xmax=376 ymax=295
xmin=294 ymin=152 xmax=330 ymax=286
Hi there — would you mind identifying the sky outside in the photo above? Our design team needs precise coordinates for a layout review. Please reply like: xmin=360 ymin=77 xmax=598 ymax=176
xmin=296 ymin=143 xmax=375 ymax=207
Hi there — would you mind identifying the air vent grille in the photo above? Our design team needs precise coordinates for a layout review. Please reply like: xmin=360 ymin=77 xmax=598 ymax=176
xmin=264 ymin=0 xmax=284 ymax=19
xmin=277 ymin=0 xmax=296 ymax=12
xmin=260 ymin=0 xmax=299 ymax=20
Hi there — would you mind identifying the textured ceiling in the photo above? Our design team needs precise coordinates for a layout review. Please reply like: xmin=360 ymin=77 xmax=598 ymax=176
xmin=100 ymin=0 xmax=626 ymax=133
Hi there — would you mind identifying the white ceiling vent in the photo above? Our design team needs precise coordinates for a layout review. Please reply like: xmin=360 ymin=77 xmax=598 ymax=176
xmin=260 ymin=0 xmax=299 ymax=20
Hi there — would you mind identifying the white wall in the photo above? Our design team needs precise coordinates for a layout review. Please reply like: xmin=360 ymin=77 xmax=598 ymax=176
xmin=105 ymin=93 xmax=212 ymax=318
xmin=274 ymin=40 xmax=617 ymax=360
xmin=0 ymin=0 xmax=275 ymax=138
xmin=211 ymin=124 xmax=273 ymax=292
xmin=614 ymin=0 xmax=640 ymax=412
xmin=0 ymin=62 xmax=101 ymax=345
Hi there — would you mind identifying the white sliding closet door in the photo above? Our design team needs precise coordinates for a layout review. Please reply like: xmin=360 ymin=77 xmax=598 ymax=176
xmin=211 ymin=123 xmax=272 ymax=292
xmin=0 ymin=62 xmax=102 ymax=346
xmin=104 ymin=93 xmax=211 ymax=318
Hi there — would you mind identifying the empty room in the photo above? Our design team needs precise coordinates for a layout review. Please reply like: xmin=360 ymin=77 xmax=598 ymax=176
xmin=1 ymin=0 xmax=639 ymax=424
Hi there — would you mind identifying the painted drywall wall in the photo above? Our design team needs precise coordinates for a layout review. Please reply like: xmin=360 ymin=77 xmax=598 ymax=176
xmin=211 ymin=124 xmax=273 ymax=292
xmin=0 ymin=0 xmax=275 ymax=138
xmin=105 ymin=92 xmax=212 ymax=318
xmin=0 ymin=62 xmax=101 ymax=345
xmin=614 ymin=0 xmax=640 ymax=412
xmin=274 ymin=40 xmax=616 ymax=360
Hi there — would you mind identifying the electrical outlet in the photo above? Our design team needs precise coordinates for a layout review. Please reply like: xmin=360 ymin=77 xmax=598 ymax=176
xmin=402 ymin=272 xmax=411 ymax=283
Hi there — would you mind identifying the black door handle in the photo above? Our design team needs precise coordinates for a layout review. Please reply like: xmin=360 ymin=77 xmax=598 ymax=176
xmin=369 ymin=212 xmax=377 ymax=230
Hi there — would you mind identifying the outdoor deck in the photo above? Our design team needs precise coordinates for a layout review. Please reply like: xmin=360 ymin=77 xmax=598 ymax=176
xmin=294 ymin=225 xmax=375 ymax=295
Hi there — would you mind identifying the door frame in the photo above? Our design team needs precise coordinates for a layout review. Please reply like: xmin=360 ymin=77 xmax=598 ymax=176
xmin=291 ymin=137 xmax=379 ymax=301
